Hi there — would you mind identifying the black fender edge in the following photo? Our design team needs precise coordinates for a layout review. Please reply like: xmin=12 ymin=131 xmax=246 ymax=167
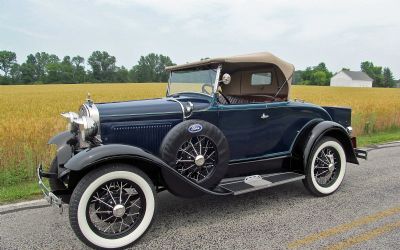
xmin=48 ymin=131 xmax=75 ymax=166
xmin=302 ymin=121 xmax=359 ymax=168
xmin=48 ymin=131 xmax=74 ymax=146
xmin=64 ymin=144 xmax=232 ymax=196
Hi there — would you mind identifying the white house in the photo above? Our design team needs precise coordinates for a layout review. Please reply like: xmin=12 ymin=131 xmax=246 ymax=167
xmin=330 ymin=70 xmax=373 ymax=87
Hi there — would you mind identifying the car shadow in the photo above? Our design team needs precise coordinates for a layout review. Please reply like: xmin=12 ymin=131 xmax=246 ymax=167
xmin=148 ymin=180 xmax=312 ymax=235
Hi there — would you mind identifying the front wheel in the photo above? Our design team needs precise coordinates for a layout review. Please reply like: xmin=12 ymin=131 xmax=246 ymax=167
xmin=303 ymin=137 xmax=347 ymax=196
xmin=69 ymin=163 xmax=157 ymax=249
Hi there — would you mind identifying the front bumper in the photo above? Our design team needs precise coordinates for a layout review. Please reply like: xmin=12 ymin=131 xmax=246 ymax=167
xmin=37 ymin=164 xmax=63 ymax=212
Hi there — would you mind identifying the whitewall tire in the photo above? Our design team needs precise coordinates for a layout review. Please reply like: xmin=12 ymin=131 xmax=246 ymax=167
xmin=69 ymin=163 xmax=157 ymax=249
xmin=303 ymin=137 xmax=346 ymax=196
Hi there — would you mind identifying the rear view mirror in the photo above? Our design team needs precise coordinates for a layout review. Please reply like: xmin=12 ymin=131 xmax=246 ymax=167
xmin=221 ymin=73 xmax=231 ymax=85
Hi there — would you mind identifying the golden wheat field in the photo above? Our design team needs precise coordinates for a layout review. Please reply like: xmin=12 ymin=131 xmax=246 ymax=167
xmin=1 ymin=83 xmax=400 ymax=186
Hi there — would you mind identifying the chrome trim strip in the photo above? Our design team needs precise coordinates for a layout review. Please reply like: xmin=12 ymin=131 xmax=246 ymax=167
xmin=166 ymin=71 xmax=172 ymax=96
xmin=229 ymin=152 xmax=291 ymax=164
xmin=102 ymin=111 xmax=181 ymax=118
xmin=213 ymin=64 xmax=222 ymax=93
xmin=168 ymin=98 xmax=188 ymax=119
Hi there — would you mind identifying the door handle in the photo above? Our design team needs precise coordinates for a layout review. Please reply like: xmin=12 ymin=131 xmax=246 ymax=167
xmin=261 ymin=113 xmax=269 ymax=119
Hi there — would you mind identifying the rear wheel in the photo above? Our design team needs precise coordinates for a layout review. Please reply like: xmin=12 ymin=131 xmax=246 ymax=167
xmin=69 ymin=163 xmax=157 ymax=249
xmin=303 ymin=137 xmax=346 ymax=196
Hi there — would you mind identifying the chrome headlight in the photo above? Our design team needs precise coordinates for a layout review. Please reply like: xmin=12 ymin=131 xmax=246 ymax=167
xmin=75 ymin=116 xmax=98 ymax=141
xmin=61 ymin=102 xmax=100 ymax=142
xmin=61 ymin=112 xmax=79 ymax=132
xmin=79 ymin=103 xmax=100 ymax=124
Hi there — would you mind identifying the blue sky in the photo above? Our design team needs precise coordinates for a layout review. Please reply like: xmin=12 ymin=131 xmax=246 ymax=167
xmin=1 ymin=0 xmax=399 ymax=77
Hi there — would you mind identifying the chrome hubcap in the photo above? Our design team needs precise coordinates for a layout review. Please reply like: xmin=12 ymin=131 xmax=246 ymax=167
xmin=195 ymin=155 xmax=205 ymax=167
xmin=313 ymin=146 xmax=341 ymax=187
xmin=113 ymin=204 xmax=126 ymax=218
xmin=175 ymin=136 xmax=218 ymax=182
xmin=327 ymin=154 xmax=335 ymax=172
xmin=86 ymin=180 xmax=145 ymax=238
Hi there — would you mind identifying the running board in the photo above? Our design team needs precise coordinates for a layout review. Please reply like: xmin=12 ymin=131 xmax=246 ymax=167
xmin=218 ymin=172 xmax=305 ymax=195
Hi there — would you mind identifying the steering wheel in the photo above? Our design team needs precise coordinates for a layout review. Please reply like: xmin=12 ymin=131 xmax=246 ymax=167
xmin=201 ymin=83 xmax=213 ymax=95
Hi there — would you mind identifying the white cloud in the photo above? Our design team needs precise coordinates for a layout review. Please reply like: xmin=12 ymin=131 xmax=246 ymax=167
xmin=1 ymin=0 xmax=399 ymax=77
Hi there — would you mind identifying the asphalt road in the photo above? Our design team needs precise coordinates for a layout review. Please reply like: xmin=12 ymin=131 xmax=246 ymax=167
xmin=1 ymin=143 xmax=399 ymax=250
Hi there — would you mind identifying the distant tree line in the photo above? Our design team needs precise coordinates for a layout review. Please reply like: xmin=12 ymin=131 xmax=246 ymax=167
xmin=0 ymin=50 xmax=174 ymax=84
xmin=0 ymin=50 xmax=397 ymax=87
xmin=294 ymin=61 xmax=397 ymax=88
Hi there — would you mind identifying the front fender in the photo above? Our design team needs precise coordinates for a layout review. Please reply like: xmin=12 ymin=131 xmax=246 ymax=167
xmin=64 ymin=144 xmax=167 ymax=171
xmin=48 ymin=131 xmax=74 ymax=146
xmin=48 ymin=131 xmax=75 ymax=165
xmin=303 ymin=121 xmax=358 ymax=168
xmin=64 ymin=144 xmax=230 ymax=196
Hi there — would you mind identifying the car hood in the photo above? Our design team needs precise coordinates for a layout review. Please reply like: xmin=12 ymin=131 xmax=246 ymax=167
xmin=96 ymin=96 xmax=211 ymax=123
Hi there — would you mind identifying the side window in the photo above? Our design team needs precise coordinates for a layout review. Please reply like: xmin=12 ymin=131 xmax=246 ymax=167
xmin=251 ymin=72 xmax=272 ymax=86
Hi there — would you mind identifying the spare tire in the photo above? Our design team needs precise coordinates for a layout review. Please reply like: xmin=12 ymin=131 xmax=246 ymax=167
xmin=160 ymin=120 xmax=229 ymax=195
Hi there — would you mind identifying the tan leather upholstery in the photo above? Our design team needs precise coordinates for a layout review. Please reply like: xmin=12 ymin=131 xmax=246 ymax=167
xmin=219 ymin=66 xmax=288 ymax=104
xmin=218 ymin=94 xmax=285 ymax=105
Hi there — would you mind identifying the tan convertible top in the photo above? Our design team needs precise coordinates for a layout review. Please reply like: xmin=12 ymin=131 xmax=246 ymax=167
xmin=165 ymin=52 xmax=295 ymax=83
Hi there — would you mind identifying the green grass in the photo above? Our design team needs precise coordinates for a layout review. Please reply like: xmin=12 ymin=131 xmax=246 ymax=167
xmin=0 ymin=181 xmax=43 ymax=205
xmin=358 ymin=128 xmax=400 ymax=147
xmin=1 ymin=129 xmax=399 ymax=204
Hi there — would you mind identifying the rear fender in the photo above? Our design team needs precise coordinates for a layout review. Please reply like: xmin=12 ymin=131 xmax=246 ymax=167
xmin=302 ymin=121 xmax=359 ymax=168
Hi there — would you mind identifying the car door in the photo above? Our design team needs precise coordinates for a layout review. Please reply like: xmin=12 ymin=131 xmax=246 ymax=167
xmin=218 ymin=103 xmax=278 ymax=160
xmin=217 ymin=68 xmax=290 ymax=160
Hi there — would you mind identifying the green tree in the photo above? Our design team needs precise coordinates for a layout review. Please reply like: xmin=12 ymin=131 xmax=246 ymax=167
xmin=293 ymin=70 xmax=304 ymax=84
xmin=361 ymin=61 xmax=383 ymax=87
xmin=71 ymin=56 xmax=85 ymax=83
xmin=20 ymin=54 xmax=37 ymax=83
xmin=45 ymin=62 xmax=62 ymax=83
xmin=158 ymin=54 xmax=175 ymax=82
xmin=59 ymin=56 xmax=74 ymax=83
xmin=132 ymin=53 xmax=174 ymax=82
xmin=34 ymin=52 xmax=60 ymax=82
xmin=382 ymin=67 xmax=395 ymax=88
xmin=88 ymin=51 xmax=116 ymax=82
xmin=298 ymin=63 xmax=332 ymax=85
xmin=0 ymin=51 xmax=17 ymax=77
xmin=311 ymin=71 xmax=327 ymax=85
xmin=114 ymin=66 xmax=129 ymax=82
xmin=9 ymin=63 xmax=21 ymax=83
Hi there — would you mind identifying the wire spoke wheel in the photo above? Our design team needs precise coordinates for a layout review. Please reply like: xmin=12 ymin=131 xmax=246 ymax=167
xmin=175 ymin=136 xmax=218 ymax=183
xmin=85 ymin=179 xmax=146 ymax=239
xmin=313 ymin=146 xmax=341 ymax=187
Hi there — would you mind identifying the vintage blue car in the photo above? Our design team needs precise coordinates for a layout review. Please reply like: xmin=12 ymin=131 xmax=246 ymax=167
xmin=38 ymin=52 xmax=367 ymax=249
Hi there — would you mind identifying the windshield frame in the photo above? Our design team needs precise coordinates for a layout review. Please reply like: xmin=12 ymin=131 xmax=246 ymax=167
xmin=166 ymin=65 xmax=222 ymax=97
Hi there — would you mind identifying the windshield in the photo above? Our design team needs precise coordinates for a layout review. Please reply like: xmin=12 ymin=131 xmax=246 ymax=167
xmin=168 ymin=68 xmax=218 ymax=96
